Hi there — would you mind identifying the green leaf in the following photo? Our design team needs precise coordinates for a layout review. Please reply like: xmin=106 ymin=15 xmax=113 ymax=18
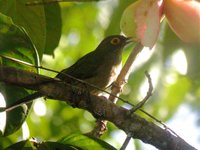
xmin=0 ymin=13 xmax=38 ymax=136
xmin=0 ymin=0 xmax=62 ymax=58
xmin=44 ymin=3 xmax=62 ymax=55
xmin=38 ymin=141 xmax=82 ymax=150
xmin=4 ymin=140 xmax=34 ymax=150
xmin=58 ymin=133 xmax=117 ymax=150
xmin=0 ymin=0 xmax=46 ymax=58
xmin=4 ymin=140 xmax=85 ymax=150
xmin=105 ymin=0 xmax=134 ymax=36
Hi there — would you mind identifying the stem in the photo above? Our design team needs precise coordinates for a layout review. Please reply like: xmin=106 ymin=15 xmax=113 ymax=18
xmin=109 ymin=42 xmax=144 ymax=103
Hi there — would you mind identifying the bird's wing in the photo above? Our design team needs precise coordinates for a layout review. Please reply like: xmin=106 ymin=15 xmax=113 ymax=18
xmin=56 ymin=51 xmax=102 ymax=80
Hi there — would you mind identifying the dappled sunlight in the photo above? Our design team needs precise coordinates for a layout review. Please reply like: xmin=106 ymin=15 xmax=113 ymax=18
xmin=132 ymin=46 xmax=155 ymax=72
xmin=171 ymin=49 xmax=187 ymax=75
xmin=165 ymin=72 xmax=178 ymax=85
xmin=122 ymin=103 xmax=132 ymax=110
xmin=158 ymin=106 xmax=169 ymax=119
xmin=22 ymin=122 xmax=30 ymax=140
xmin=109 ymin=130 xmax=135 ymax=150
xmin=0 ymin=93 xmax=6 ymax=134
xmin=30 ymin=112 xmax=41 ymax=125
xmin=59 ymin=35 xmax=69 ymax=48
xmin=167 ymin=104 xmax=200 ymax=149
xmin=97 ymin=0 xmax=118 ymax=28
xmin=67 ymin=31 xmax=80 ymax=46
xmin=33 ymin=99 xmax=47 ymax=117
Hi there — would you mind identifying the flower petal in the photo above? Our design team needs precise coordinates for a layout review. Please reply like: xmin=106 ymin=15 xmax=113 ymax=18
xmin=164 ymin=0 xmax=200 ymax=43
xmin=120 ymin=0 xmax=163 ymax=48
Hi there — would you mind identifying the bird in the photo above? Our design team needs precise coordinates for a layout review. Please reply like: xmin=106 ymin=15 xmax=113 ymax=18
xmin=56 ymin=35 xmax=131 ymax=94
xmin=2 ymin=35 xmax=132 ymax=111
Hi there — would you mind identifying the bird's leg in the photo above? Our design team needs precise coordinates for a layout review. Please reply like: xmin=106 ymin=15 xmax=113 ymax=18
xmin=88 ymin=81 xmax=127 ymax=138
xmin=84 ymin=95 xmax=108 ymax=138
xmin=86 ymin=119 xmax=107 ymax=138
xmin=86 ymin=97 xmax=107 ymax=138
xmin=106 ymin=80 xmax=124 ymax=93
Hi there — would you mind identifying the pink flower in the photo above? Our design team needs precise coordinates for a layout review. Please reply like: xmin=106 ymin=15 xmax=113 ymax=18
xmin=120 ymin=0 xmax=200 ymax=48
xmin=164 ymin=0 xmax=200 ymax=43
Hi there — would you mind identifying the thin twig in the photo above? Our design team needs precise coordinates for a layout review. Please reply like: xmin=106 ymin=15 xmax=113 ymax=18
xmin=119 ymin=71 xmax=153 ymax=149
xmin=129 ymin=71 xmax=153 ymax=114
xmin=120 ymin=133 xmax=132 ymax=150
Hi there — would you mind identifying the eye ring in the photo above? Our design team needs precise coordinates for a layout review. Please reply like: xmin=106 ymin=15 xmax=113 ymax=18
xmin=110 ymin=37 xmax=121 ymax=45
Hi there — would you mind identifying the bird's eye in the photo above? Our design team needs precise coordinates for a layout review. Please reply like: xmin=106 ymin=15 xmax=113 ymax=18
xmin=110 ymin=37 xmax=121 ymax=45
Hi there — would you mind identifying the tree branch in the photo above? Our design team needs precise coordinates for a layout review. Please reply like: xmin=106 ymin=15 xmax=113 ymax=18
xmin=0 ymin=66 xmax=197 ymax=150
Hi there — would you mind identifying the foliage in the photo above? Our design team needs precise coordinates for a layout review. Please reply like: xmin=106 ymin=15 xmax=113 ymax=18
xmin=0 ymin=0 xmax=199 ymax=149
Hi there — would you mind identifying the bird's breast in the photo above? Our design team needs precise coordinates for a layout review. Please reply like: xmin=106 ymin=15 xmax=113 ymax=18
xmin=86 ymin=60 xmax=122 ymax=94
xmin=108 ymin=62 xmax=122 ymax=85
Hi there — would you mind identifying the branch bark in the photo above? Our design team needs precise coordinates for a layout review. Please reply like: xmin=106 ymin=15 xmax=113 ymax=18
xmin=0 ymin=66 xmax=197 ymax=150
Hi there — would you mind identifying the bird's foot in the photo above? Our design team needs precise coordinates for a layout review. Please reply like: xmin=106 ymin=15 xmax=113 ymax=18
xmin=86 ymin=119 xmax=107 ymax=138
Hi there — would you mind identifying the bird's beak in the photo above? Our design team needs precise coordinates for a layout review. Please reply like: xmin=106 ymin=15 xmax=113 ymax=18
xmin=125 ymin=37 xmax=133 ymax=45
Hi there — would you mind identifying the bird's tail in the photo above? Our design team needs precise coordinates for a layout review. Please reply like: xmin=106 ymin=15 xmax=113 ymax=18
xmin=0 ymin=92 xmax=43 ymax=112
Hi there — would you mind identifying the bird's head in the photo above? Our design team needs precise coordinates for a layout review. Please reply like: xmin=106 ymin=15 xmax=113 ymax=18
xmin=96 ymin=35 xmax=132 ymax=53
